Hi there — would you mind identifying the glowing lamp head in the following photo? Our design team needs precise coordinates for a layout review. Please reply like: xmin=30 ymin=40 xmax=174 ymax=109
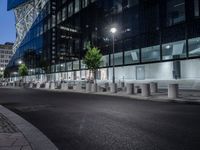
xmin=18 ymin=60 xmax=22 ymax=65
xmin=110 ymin=27 xmax=117 ymax=34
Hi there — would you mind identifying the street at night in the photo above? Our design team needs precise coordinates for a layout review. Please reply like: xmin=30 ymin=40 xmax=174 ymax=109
xmin=0 ymin=88 xmax=199 ymax=150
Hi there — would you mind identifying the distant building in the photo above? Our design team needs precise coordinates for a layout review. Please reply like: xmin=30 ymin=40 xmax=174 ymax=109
xmin=0 ymin=43 xmax=13 ymax=73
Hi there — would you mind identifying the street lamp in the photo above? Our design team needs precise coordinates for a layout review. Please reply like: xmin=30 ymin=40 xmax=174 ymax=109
xmin=110 ymin=27 xmax=117 ymax=84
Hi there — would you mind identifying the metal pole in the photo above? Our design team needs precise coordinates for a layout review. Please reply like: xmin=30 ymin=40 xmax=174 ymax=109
xmin=112 ymin=34 xmax=115 ymax=84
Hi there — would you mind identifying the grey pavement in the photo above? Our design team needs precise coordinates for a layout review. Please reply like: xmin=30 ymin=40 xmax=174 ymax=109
xmin=0 ymin=87 xmax=200 ymax=150
xmin=0 ymin=105 xmax=58 ymax=150
xmin=0 ymin=112 xmax=32 ymax=150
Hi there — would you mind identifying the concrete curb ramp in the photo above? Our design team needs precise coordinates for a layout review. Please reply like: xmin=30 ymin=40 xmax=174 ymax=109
xmin=0 ymin=105 xmax=58 ymax=150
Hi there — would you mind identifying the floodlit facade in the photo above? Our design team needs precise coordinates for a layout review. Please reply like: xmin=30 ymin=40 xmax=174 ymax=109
xmin=6 ymin=0 xmax=200 ymax=82
xmin=0 ymin=43 xmax=13 ymax=74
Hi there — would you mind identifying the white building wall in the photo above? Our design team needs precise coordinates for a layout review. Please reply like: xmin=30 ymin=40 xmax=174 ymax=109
xmin=108 ymin=62 xmax=173 ymax=81
xmin=145 ymin=62 xmax=173 ymax=80
xmin=108 ymin=66 xmax=136 ymax=82
xmin=181 ymin=59 xmax=200 ymax=79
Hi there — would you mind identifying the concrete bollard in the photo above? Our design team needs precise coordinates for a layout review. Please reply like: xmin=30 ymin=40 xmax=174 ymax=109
xmin=61 ymin=83 xmax=65 ymax=90
xmin=126 ymin=83 xmax=134 ymax=95
xmin=168 ymin=84 xmax=179 ymax=99
xmin=91 ymin=83 xmax=97 ymax=92
xmin=86 ymin=83 xmax=92 ymax=92
xmin=36 ymin=82 xmax=40 ymax=89
xmin=50 ymin=82 xmax=55 ymax=90
xmin=120 ymin=82 xmax=125 ymax=88
xmin=110 ymin=83 xmax=117 ymax=93
xmin=141 ymin=83 xmax=150 ymax=97
xmin=104 ymin=82 xmax=109 ymax=92
xmin=29 ymin=83 xmax=33 ymax=88
xmin=45 ymin=82 xmax=50 ymax=89
xmin=74 ymin=83 xmax=81 ymax=91
xmin=150 ymin=82 xmax=158 ymax=93
xmin=61 ymin=83 xmax=68 ymax=90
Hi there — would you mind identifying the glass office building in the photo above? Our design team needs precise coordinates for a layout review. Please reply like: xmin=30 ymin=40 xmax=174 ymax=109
xmin=6 ymin=0 xmax=200 ymax=81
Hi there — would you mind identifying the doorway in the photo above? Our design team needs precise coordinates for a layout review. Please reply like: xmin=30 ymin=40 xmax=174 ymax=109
xmin=136 ymin=66 xmax=145 ymax=80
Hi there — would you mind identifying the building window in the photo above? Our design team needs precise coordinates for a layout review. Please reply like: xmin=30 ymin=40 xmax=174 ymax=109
xmin=110 ymin=52 xmax=123 ymax=66
xmin=162 ymin=40 xmax=186 ymax=60
xmin=61 ymin=63 xmax=66 ymax=71
xmin=194 ymin=0 xmax=200 ymax=17
xmin=56 ymin=64 xmax=60 ymax=72
xmin=68 ymin=2 xmax=74 ymax=17
xmin=75 ymin=0 xmax=80 ymax=13
xmin=73 ymin=61 xmax=80 ymax=70
xmin=141 ymin=45 xmax=160 ymax=62
xmin=82 ymin=0 xmax=88 ymax=8
xmin=51 ymin=65 xmax=55 ymax=73
xmin=81 ymin=60 xmax=86 ymax=69
xmin=166 ymin=0 xmax=185 ymax=26
xmin=67 ymin=62 xmax=72 ymax=71
xmin=57 ymin=11 xmax=62 ymax=24
xmin=188 ymin=37 xmax=200 ymax=57
xmin=100 ymin=55 xmax=109 ymax=67
xmin=62 ymin=7 xmax=67 ymax=21
xmin=124 ymin=49 xmax=139 ymax=64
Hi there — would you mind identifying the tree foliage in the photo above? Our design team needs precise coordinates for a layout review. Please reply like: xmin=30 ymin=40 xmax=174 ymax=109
xmin=83 ymin=42 xmax=102 ymax=82
xmin=18 ymin=64 xmax=28 ymax=77
xmin=3 ymin=69 xmax=10 ymax=78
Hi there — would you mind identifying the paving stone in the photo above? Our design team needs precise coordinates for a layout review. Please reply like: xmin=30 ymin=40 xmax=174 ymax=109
xmin=0 ymin=114 xmax=18 ymax=133
xmin=0 ymin=113 xmax=32 ymax=149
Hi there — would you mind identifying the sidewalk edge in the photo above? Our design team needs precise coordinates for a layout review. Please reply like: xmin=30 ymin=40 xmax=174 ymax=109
xmin=0 ymin=105 xmax=58 ymax=150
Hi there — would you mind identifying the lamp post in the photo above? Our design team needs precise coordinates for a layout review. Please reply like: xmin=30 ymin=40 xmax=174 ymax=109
xmin=110 ymin=27 xmax=117 ymax=84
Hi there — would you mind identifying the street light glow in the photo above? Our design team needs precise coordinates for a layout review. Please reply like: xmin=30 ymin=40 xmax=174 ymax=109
xmin=110 ymin=27 xmax=117 ymax=34
xmin=18 ymin=60 xmax=22 ymax=65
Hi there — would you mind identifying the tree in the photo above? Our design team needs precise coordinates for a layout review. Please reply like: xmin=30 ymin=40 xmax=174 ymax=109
xmin=18 ymin=64 xmax=28 ymax=82
xmin=3 ymin=69 xmax=10 ymax=78
xmin=83 ymin=42 xmax=102 ymax=83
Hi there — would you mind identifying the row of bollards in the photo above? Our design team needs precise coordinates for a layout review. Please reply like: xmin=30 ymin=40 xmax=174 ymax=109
xmin=28 ymin=81 xmax=179 ymax=99
xmin=126 ymin=82 xmax=178 ymax=99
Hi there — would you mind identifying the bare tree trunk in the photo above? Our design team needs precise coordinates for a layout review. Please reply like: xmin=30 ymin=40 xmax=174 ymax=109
xmin=89 ymin=70 xmax=91 ymax=82
xmin=93 ymin=70 xmax=97 ymax=84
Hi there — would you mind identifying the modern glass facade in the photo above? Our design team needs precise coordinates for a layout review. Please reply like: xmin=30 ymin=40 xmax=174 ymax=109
xmin=6 ymin=0 xmax=200 ymax=81
xmin=7 ymin=0 xmax=32 ymax=10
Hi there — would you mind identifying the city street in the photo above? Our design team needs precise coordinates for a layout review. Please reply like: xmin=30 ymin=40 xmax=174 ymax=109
xmin=0 ymin=87 xmax=200 ymax=150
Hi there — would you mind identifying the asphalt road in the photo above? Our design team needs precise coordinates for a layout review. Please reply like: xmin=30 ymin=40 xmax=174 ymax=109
xmin=0 ymin=87 xmax=200 ymax=150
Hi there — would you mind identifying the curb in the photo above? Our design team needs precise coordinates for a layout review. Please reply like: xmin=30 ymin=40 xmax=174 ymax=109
xmin=31 ymin=88 xmax=200 ymax=105
xmin=0 ymin=105 xmax=58 ymax=150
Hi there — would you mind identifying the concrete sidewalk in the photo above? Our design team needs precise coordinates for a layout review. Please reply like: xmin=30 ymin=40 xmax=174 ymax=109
xmin=0 ymin=112 xmax=31 ymax=150
xmin=0 ymin=105 xmax=58 ymax=150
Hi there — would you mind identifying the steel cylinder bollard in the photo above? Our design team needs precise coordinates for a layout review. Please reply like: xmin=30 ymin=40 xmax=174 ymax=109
xmin=50 ymin=82 xmax=55 ymax=89
xmin=86 ymin=83 xmax=92 ymax=92
xmin=150 ymin=82 xmax=158 ymax=93
xmin=168 ymin=84 xmax=179 ymax=99
xmin=141 ymin=83 xmax=150 ymax=97
xmin=126 ymin=83 xmax=134 ymax=94
xmin=110 ymin=83 xmax=117 ymax=93
xmin=91 ymin=83 xmax=97 ymax=92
